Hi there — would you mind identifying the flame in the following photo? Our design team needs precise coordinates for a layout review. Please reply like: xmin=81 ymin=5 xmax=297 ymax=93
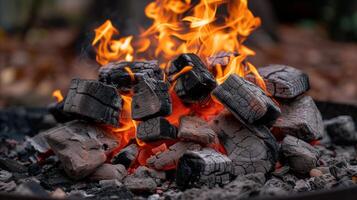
xmin=92 ymin=0 xmax=265 ymax=170
xmin=52 ymin=89 xmax=64 ymax=102
xmin=92 ymin=20 xmax=134 ymax=65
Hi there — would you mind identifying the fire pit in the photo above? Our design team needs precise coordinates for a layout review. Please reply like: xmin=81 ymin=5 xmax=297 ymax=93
xmin=1 ymin=0 xmax=357 ymax=200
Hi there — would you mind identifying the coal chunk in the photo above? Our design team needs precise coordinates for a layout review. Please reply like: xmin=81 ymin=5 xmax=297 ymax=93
xmin=168 ymin=53 xmax=217 ymax=103
xmin=63 ymin=79 xmax=122 ymax=126
xmin=272 ymin=95 xmax=324 ymax=142
xmin=281 ymin=135 xmax=319 ymax=175
xmin=176 ymin=148 xmax=232 ymax=188
xmin=206 ymin=52 xmax=237 ymax=68
xmin=45 ymin=121 xmax=118 ymax=179
xmin=111 ymin=144 xmax=138 ymax=169
xmin=124 ymin=175 xmax=157 ymax=194
xmin=147 ymin=142 xmax=201 ymax=170
xmin=212 ymin=74 xmax=281 ymax=125
xmin=89 ymin=164 xmax=127 ymax=182
xmin=137 ymin=117 xmax=177 ymax=142
xmin=178 ymin=116 xmax=216 ymax=145
xmin=324 ymin=115 xmax=357 ymax=145
xmin=131 ymin=76 xmax=171 ymax=120
xmin=210 ymin=110 xmax=279 ymax=176
xmin=99 ymin=60 xmax=164 ymax=91
xmin=246 ymin=65 xmax=310 ymax=99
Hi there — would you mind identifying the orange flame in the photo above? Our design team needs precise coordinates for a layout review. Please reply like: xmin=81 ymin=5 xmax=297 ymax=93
xmin=92 ymin=0 xmax=264 ymax=169
xmin=52 ymin=89 xmax=64 ymax=102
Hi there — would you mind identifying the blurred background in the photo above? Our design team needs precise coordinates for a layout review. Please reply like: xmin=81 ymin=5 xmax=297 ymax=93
xmin=0 ymin=0 xmax=356 ymax=108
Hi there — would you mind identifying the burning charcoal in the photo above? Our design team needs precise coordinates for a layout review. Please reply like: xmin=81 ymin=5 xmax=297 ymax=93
xmin=45 ymin=121 xmax=118 ymax=180
xmin=210 ymin=110 xmax=279 ymax=176
xmin=307 ymin=173 xmax=337 ymax=190
xmin=0 ymin=157 xmax=27 ymax=173
xmin=168 ymin=53 xmax=217 ymax=103
xmin=206 ymin=52 xmax=237 ymax=68
xmin=48 ymin=100 xmax=75 ymax=123
xmin=89 ymin=164 xmax=127 ymax=182
xmin=131 ymin=76 xmax=172 ymax=120
xmin=212 ymin=74 xmax=281 ymax=125
xmin=27 ymin=131 xmax=51 ymax=154
xmin=272 ymin=96 xmax=324 ymax=142
xmin=246 ymin=65 xmax=310 ymax=99
xmin=63 ymin=79 xmax=122 ymax=126
xmin=99 ymin=60 xmax=164 ymax=91
xmin=176 ymin=148 xmax=232 ymax=188
xmin=294 ymin=180 xmax=312 ymax=192
xmin=281 ymin=135 xmax=319 ymax=175
xmin=324 ymin=115 xmax=357 ymax=145
xmin=124 ymin=175 xmax=157 ymax=194
xmin=0 ymin=181 xmax=16 ymax=192
xmin=147 ymin=142 xmax=201 ymax=170
xmin=259 ymin=178 xmax=291 ymax=196
xmin=177 ymin=116 xmax=216 ymax=145
xmin=137 ymin=117 xmax=177 ymax=142
xmin=134 ymin=166 xmax=166 ymax=182
xmin=0 ymin=170 xmax=12 ymax=182
xmin=111 ymin=144 xmax=138 ymax=168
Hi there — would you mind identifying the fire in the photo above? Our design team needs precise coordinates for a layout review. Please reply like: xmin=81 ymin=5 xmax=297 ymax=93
xmin=52 ymin=89 xmax=64 ymax=102
xmin=92 ymin=0 xmax=263 ymax=168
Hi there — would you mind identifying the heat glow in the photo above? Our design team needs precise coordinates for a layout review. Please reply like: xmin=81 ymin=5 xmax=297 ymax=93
xmin=92 ymin=0 xmax=263 ymax=167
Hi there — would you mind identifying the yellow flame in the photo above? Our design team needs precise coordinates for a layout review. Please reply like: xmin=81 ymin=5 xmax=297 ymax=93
xmin=52 ymin=89 xmax=64 ymax=102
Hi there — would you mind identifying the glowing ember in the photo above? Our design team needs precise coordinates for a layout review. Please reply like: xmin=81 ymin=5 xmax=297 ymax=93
xmin=52 ymin=89 xmax=64 ymax=102
xmin=92 ymin=0 xmax=263 ymax=168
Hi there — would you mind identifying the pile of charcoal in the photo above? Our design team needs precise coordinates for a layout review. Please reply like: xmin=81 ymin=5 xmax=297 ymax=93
xmin=0 ymin=53 xmax=357 ymax=200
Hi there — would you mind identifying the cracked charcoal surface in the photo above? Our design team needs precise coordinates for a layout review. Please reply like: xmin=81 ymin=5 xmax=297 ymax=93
xmin=324 ymin=115 xmax=357 ymax=145
xmin=99 ymin=60 xmax=163 ymax=91
xmin=132 ymin=76 xmax=172 ymax=120
xmin=137 ymin=117 xmax=177 ymax=142
xmin=63 ymin=79 xmax=122 ymax=126
xmin=210 ymin=110 xmax=279 ymax=176
xmin=272 ymin=95 xmax=324 ymax=142
xmin=206 ymin=52 xmax=237 ymax=68
xmin=212 ymin=74 xmax=281 ymax=125
xmin=45 ymin=121 xmax=117 ymax=179
xmin=178 ymin=116 xmax=216 ymax=145
xmin=176 ymin=148 xmax=232 ymax=188
xmin=168 ymin=53 xmax=217 ymax=103
xmin=246 ymin=65 xmax=310 ymax=99
xmin=111 ymin=144 xmax=138 ymax=168
xmin=147 ymin=142 xmax=201 ymax=170
xmin=281 ymin=135 xmax=319 ymax=175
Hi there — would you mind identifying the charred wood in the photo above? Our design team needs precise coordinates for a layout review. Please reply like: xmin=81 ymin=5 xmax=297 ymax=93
xmin=206 ymin=52 xmax=238 ymax=68
xmin=131 ymin=76 xmax=172 ymax=120
xmin=177 ymin=116 xmax=216 ymax=145
xmin=146 ymin=142 xmax=201 ymax=170
xmin=48 ymin=100 xmax=75 ymax=123
xmin=136 ymin=117 xmax=177 ymax=142
xmin=63 ymin=79 xmax=122 ymax=127
xmin=168 ymin=53 xmax=217 ymax=104
xmin=281 ymin=135 xmax=319 ymax=175
xmin=246 ymin=65 xmax=310 ymax=99
xmin=98 ymin=60 xmax=164 ymax=91
xmin=111 ymin=143 xmax=139 ymax=169
xmin=324 ymin=115 xmax=357 ymax=145
xmin=45 ymin=121 xmax=118 ymax=180
xmin=272 ymin=95 xmax=324 ymax=142
xmin=210 ymin=110 xmax=279 ymax=177
xmin=212 ymin=74 xmax=281 ymax=125
xmin=176 ymin=148 xmax=232 ymax=189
